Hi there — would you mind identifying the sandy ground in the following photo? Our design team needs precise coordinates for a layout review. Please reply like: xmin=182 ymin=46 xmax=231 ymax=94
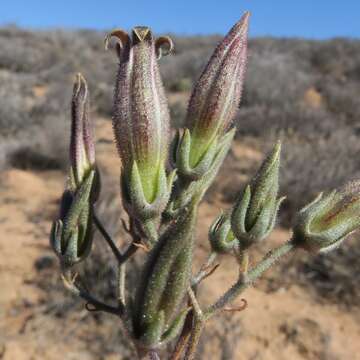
xmin=1 ymin=119 xmax=359 ymax=360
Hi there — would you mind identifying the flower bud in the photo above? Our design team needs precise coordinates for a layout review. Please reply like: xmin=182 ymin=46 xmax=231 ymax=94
xmin=177 ymin=12 xmax=249 ymax=176
xmin=50 ymin=75 xmax=98 ymax=268
xmin=293 ymin=181 xmax=360 ymax=253
xmin=132 ymin=204 xmax=196 ymax=349
xmin=209 ymin=212 xmax=237 ymax=254
xmin=231 ymin=141 xmax=284 ymax=248
xmin=70 ymin=73 xmax=96 ymax=187
xmin=106 ymin=27 xmax=173 ymax=219
xmin=50 ymin=170 xmax=95 ymax=268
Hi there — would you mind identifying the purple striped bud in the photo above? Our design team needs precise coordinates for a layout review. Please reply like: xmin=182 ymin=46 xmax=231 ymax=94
xmin=70 ymin=73 xmax=96 ymax=187
xmin=185 ymin=12 xmax=249 ymax=168
xmin=106 ymin=27 xmax=173 ymax=205
xmin=50 ymin=74 xmax=98 ymax=268
xmin=293 ymin=181 xmax=360 ymax=253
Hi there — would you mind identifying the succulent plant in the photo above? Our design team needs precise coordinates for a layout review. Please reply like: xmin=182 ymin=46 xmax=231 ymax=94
xmin=49 ymin=11 xmax=360 ymax=360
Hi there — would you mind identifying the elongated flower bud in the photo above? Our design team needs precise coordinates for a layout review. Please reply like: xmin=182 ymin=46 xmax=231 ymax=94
xmin=50 ymin=75 xmax=98 ymax=268
xmin=107 ymin=27 xmax=173 ymax=219
xmin=178 ymin=12 xmax=249 ymax=173
xmin=231 ymin=142 xmax=284 ymax=248
xmin=293 ymin=181 xmax=360 ymax=253
xmin=70 ymin=73 xmax=96 ymax=187
xmin=132 ymin=203 xmax=196 ymax=350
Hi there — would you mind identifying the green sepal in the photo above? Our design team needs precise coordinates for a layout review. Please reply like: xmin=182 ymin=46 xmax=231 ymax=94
xmin=293 ymin=191 xmax=335 ymax=252
xmin=51 ymin=170 xmax=95 ymax=267
xmin=299 ymin=191 xmax=336 ymax=220
xmin=209 ymin=212 xmax=237 ymax=254
xmin=196 ymin=128 xmax=236 ymax=194
xmin=231 ymin=190 xmax=284 ymax=248
xmin=124 ymin=161 xmax=171 ymax=221
xmin=231 ymin=185 xmax=251 ymax=237
xmin=62 ymin=229 xmax=80 ymax=266
xmin=164 ymin=129 xmax=235 ymax=221
xmin=160 ymin=307 xmax=190 ymax=345
xmin=246 ymin=141 xmax=281 ymax=229
xmin=188 ymin=128 xmax=235 ymax=203
xmin=50 ymin=220 xmax=63 ymax=256
xmin=247 ymin=195 xmax=285 ymax=242
xmin=176 ymin=128 xmax=218 ymax=181
xmin=293 ymin=190 xmax=359 ymax=253
xmin=261 ymin=196 xmax=286 ymax=238
xmin=68 ymin=166 xmax=77 ymax=192
xmin=230 ymin=142 xmax=283 ymax=248
xmin=62 ymin=170 xmax=95 ymax=240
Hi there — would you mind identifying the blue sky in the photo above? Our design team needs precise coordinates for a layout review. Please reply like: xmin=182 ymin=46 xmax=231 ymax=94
xmin=1 ymin=0 xmax=359 ymax=39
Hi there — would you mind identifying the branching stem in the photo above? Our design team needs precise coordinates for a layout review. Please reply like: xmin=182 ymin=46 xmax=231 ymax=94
xmin=93 ymin=211 xmax=139 ymax=265
xmin=205 ymin=239 xmax=296 ymax=318
xmin=93 ymin=211 xmax=123 ymax=263
xmin=61 ymin=269 xmax=122 ymax=316
xmin=191 ymin=252 xmax=217 ymax=287
xmin=183 ymin=239 xmax=296 ymax=359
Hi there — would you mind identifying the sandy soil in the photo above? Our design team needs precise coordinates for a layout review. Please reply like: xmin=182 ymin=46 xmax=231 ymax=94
xmin=1 ymin=119 xmax=359 ymax=360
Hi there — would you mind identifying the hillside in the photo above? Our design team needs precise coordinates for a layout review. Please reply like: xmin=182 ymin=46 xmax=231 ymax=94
xmin=0 ymin=27 xmax=360 ymax=359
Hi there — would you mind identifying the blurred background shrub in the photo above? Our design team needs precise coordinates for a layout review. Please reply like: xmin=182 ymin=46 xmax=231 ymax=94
xmin=1 ymin=26 xmax=360 ymax=219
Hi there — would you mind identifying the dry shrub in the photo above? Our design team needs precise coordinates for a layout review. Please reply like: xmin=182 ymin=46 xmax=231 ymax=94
xmin=1 ymin=27 xmax=360 ymax=310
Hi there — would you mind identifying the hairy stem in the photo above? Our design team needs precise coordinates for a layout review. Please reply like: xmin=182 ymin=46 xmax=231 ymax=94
xmin=205 ymin=239 xmax=296 ymax=318
xmin=191 ymin=252 xmax=217 ymax=287
xmin=182 ymin=239 xmax=295 ymax=359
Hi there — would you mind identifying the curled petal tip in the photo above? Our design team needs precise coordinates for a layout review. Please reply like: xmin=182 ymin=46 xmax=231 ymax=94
xmin=104 ymin=28 xmax=130 ymax=51
xmin=155 ymin=36 xmax=174 ymax=59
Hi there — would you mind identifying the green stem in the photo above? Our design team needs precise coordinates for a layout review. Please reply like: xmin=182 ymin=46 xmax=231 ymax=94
xmin=182 ymin=239 xmax=295 ymax=359
xmin=191 ymin=252 xmax=217 ymax=287
xmin=142 ymin=218 xmax=159 ymax=246
xmin=205 ymin=240 xmax=296 ymax=318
